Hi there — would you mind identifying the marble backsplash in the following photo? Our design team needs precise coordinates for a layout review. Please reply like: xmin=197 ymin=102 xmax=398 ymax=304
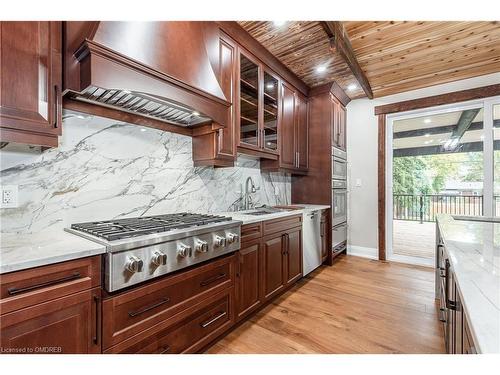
xmin=0 ymin=112 xmax=290 ymax=234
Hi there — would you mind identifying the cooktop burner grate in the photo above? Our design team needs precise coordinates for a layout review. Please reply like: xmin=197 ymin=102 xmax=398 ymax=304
xmin=70 ymin=213 xmax=232 ymax=241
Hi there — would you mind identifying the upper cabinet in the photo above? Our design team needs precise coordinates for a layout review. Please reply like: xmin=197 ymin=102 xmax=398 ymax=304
xmin=331 ymin=95 xmax=346 ymax=151
xmin=261 ymin=82 xmax=309 ymax=174
xmin=236 ymin=49 xmax=280 ymax=160
xmin=0 ymin=21 xmax=62 ymax=147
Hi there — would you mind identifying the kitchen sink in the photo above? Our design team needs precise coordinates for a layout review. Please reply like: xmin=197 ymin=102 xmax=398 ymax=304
xmin=238 ymin=206 xmax=302 ymax=216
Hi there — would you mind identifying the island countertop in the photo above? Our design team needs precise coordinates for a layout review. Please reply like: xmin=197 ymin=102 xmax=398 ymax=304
xmin=436 ymin=214 xmax=500 ymax=353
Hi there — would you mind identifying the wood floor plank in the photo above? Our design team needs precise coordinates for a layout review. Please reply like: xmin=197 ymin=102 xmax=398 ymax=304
xmin=205 ymin=255 xmax=445 ymax=354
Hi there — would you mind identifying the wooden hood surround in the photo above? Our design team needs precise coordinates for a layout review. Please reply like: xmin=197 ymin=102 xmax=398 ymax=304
xmin=63 ymin=21 xmax=233 ymax=136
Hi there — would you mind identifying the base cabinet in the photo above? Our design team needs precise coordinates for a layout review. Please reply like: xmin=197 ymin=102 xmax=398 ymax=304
xmin=235 ymin=240 xmax=263 ymax=321
xmin=437 ymin=236 xmax=477 ymax=354
xmin=284 ymin=227 xmax=302 ymax=285
xmin=262 ymin=233 xmax=286 ymax=300
xmin=0 ymin=256 xmax=101 ymax=354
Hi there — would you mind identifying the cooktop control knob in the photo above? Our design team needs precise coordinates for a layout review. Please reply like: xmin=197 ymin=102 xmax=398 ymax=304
xmin=125 ymin=256 xmax=144 ymax=273
xmin=177 ymin=244 xmax=192 ymax=258
xmin=195 ymin=239 xmax=209 ymax=253
xmin=152 ymin=251 xmax=167 ymax=266
xmin=214 ymin=235 xmax=226 ymax=248
xmin=227 ymin=233 xmax=239 ymax=244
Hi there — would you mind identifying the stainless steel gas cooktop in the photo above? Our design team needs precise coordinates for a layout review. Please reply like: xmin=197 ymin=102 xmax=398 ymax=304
xmin=66 ymin=213 xmax=242 ymax=292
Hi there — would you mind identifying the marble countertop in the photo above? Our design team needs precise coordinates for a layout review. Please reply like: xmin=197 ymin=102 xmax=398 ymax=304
xmin=0 ymin=204 xmax=329 ymax=275
xmin=436 ymin=214 xmax=500 ymax=353
xmin=216 ymin=204 xmax=330 ymax=225
xmin=0 ymin=231 xmax=106 ymax=274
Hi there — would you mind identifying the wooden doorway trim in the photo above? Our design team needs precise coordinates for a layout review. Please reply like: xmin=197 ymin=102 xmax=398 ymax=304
xmin=374 ymin=84 xmax=500 ymax=261
xmin=377 ymin=114 xmax=387 ymax=261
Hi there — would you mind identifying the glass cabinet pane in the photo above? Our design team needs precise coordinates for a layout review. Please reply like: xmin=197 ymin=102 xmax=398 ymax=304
xmin=263 ymin=71 xmax=278 ymax=151
xmin=239 ymin=54 xmax=259 ymax=146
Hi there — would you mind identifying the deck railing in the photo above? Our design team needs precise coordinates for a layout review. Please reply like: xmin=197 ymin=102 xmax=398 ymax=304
xmin=393 ymin=194 xmax=484 ymax=222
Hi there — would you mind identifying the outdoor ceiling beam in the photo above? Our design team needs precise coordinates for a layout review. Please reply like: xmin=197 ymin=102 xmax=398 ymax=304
xmin=392 ymin=120 xmax=499 ymax=139
xmin=321 ymin=21 xmax=374 ymax=99
xmin=393 ymin=140 xmax=500 ymax=157
xmin=451 ymin=108 xmax=482 ymax=141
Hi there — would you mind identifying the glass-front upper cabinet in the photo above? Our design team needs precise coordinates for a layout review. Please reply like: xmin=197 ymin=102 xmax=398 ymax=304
xmin=262 ymin=71 xmax=279 ymax=151
xmin=238 ymin=50 xmax=280 ymax=154
xmin=239 ymin=53 xmax=260 ymax=147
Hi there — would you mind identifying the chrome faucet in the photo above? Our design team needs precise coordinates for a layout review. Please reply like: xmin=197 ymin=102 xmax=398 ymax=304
xmin=244 ymin=177 xmax=259 ymax=210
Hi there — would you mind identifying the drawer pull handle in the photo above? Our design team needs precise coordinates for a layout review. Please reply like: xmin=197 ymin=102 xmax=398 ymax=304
xmin=7 ymin=272 xmax=81 ymax=296
xmin=200 ymin=311 xmax=227 ymax=328
xmin=128 ymin=297 xmax=171 ymax=317
xmin=200 ymin=272 xmax=227 ymax=287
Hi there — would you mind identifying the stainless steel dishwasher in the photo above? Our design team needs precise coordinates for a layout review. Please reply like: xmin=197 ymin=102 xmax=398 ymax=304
xmin=302 ymin=209 xmax=322 ymax=276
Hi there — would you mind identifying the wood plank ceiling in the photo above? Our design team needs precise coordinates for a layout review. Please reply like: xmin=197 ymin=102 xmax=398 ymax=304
xmin=239 ymin=21 xmax=500 ymax=99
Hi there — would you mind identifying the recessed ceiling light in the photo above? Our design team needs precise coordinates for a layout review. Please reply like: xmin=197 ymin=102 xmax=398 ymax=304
xmin=316 ymin=65 xmax=327 ymax=73
xmin=347 ymin=84 xmax=357 ymax=91
xmin=140 ymin=128 xmax=147 ymax=132
xmin=273 ymin=21 xmax=286 ymax=27
xmin=424 ymin=133 xmax=430 ymax=137
xmin=424 ymin=118 xmax=432 ymax=124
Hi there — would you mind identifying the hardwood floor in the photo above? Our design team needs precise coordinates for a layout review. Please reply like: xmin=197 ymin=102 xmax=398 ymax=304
xmin=206 ymin=255 xmax=445 ymax=354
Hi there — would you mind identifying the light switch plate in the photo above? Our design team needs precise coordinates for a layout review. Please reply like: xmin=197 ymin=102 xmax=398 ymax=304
xmin=1 ymin=185 xmax=19 ymax=208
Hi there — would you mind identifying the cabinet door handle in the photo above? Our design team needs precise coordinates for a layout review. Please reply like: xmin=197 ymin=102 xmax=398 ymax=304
xmin=444 ymin=259 xmax=457 ymax=310
xmin=93 ymin=294 xmax=100 ymax=345
xmin=53 ymin=84 xmax=60 ymax=128
xmin=7 ymin=272 xmax=81 ymax=296
xmin=128 ymin=297 xmax=171 ymax=317
xmin=200 ymin=272 xmax=227 ymax=286
xmin=200 ymin=311 xmax=227 ymax=328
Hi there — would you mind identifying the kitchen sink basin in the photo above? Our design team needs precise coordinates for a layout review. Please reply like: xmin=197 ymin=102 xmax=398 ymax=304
xmin=238 ymin=206 xmax=302 ymax=216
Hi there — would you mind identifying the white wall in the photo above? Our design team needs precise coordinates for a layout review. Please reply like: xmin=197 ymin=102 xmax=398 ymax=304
xmin=346 ymin=72 xmax=500 ymax=258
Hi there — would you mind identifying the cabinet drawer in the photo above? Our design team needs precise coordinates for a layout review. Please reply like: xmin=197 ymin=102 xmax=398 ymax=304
xmin=102 ymin=254 xmax=235 ymax=349
xmin=262 ymin=214 xmax=302 ymax=236
xmin=241 ymin=222 xmax=262 ymax=243
xmin=104 ymin=289 xmax=233 ymax=354
xmin=0 ymin=256 xmax=101 ymax=315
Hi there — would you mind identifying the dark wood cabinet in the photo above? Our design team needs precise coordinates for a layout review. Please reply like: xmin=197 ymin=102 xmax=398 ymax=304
xmin=320 ymin=211 xmax=328 ymax=262
xmin=296 ymin=93 xmax=309 ymax=170
xmin=236 ymin=49 xmax=280 ymax=160
xmin=0 ymin=21 xmax=62 ymax=147
xmin=235 ymin=240 xmax=263 ymax=321
xmin=261 ymin=82 xmax=308 ymax=174
xmin=262 ymin=233 xmax=286 ymax=300
xmin=284 ymin=226 xmax=302 ymax=285
xmin=261 ymin=216 xmax=303 ymax=301
xmin=192 ymin=31 xmax=238 ymax=167
xmin=331 ymin=95 xmax=346 ymax=151
xmin=0 ymin=256 xmax=101 ymax=354
xmin=1 ymin=288 xmax=101 ymax=354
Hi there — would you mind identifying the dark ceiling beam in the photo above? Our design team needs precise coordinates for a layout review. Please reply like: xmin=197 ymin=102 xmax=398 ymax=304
xmin=393 ymin=140 xmax=500 ymax=157
xmin=452 ymin=108 xmax=482 ymax=141
xmin=321 ymin=21 xmax=374 ymax=99
xmin=392 ymin=118 xmax=500 ymax=139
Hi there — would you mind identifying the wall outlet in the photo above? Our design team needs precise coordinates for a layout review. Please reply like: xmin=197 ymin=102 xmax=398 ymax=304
xmin=1 ymin=185 xmax=19 ymax=208
xmin=355 ymin=178 xmax=362 ymax=187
